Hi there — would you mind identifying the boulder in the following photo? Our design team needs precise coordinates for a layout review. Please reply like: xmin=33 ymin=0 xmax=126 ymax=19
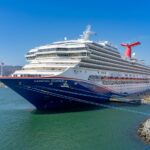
xmin=138 ymin=119 xmax=150 ymax=143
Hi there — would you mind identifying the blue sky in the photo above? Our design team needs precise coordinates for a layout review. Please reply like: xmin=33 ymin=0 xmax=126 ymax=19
xmin=0 ymin=0 xmax=150 ymax=65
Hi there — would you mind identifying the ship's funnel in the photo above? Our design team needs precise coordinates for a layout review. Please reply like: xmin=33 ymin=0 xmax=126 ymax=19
xmin=121 ymin=41 xmax=141 ymax=58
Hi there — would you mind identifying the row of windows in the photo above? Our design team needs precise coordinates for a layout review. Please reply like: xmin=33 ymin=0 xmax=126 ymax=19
xmin=88 ymin=75 xmax=101 ymax=81
xmin=134 ymin=64 xmax=150 ymax=72
xmin=90 ymin=49 xmax=123 ymax=63
xmin=90 ymin=54 xmax=150 ymax=73
xmin=13 ymin=74 xmax=42 ymax=77
xmin=88 ymin=44 xmax=120 ymax=58
xmin=79 ymin=62 xmax=150 ymax=75
xmin=87 ymin=75 xmax=150 ymax=84
xmin=26 ymin=52 xmax=88 ymax=59
xmin=89 ymin=47 xmax=135 ymax=66
xmin=91 ymin=54 xmax=150 ymax=75
xmin=89 ymin=44 xmax=150 ymax=72
xmin=91 ymin=43 xmax=118 ymax=53
xmin=105 ymin=44 xmax=118 ymax=50
xmin=24 ymin=67 xmax=65 ymax=70
xmin=81 ymin=59 xmax=150 ymax=75
xmin=102 ymin=80 xmax=150 ymax=85
xmin=26 ymin=57 xmax=35 ymax=60
xmin=26 ymin=52 xmax=36 ymax=55
xmin=92 ymin=57 xmax=150 ymax=74
xmin=37 ymin=47 xmax=86 ymax=52
xmin=26 ymin=48 xmax=87 ymax=56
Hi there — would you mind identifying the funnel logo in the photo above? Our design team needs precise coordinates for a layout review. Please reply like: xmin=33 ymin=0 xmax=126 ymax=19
xmin=121 ymin=41 xmax=141 ymax=58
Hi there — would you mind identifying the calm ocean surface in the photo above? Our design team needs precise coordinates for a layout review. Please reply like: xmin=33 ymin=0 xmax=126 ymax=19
xmin=0 ymin=88 xmax=150 ymax=150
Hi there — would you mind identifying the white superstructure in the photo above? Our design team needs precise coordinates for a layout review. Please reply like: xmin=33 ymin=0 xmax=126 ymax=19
xmin=13 ymin=25 xmax=150 ymax=94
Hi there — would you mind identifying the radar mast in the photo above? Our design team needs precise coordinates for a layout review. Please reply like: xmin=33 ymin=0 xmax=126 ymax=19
xmin=80 ymin=25 xmax=95 ymax=40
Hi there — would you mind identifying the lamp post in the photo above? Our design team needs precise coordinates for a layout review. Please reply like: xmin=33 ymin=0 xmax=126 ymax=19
xmin=1 ymin=62 xmax=4 ymax=77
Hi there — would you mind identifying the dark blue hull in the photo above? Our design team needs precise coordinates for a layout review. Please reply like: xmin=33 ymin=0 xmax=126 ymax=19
xmin=0 ymin=77 xmax=116 ymax=110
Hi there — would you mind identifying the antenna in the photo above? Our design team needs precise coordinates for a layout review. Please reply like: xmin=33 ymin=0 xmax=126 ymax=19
xmin=121 ymin=41 xmax=141 ymax=59
xmin=80 ymin=25 xmax=96 ymax=41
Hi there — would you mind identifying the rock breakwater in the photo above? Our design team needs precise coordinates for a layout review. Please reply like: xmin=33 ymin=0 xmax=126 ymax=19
xmin=138 ymin=119 xmax=150 ymax=143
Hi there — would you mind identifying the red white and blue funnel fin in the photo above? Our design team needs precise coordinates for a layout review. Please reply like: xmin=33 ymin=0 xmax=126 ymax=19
xmin=121 ymin=41 xmax=141 ymax=58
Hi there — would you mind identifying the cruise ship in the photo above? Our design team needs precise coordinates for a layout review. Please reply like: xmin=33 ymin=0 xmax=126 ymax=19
xmin=1 ymin=25 xmax=150 ymax=110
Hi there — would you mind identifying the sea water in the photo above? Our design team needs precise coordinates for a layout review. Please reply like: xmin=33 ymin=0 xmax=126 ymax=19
xmin=0 ymin=88 xmax=150 ymax=150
